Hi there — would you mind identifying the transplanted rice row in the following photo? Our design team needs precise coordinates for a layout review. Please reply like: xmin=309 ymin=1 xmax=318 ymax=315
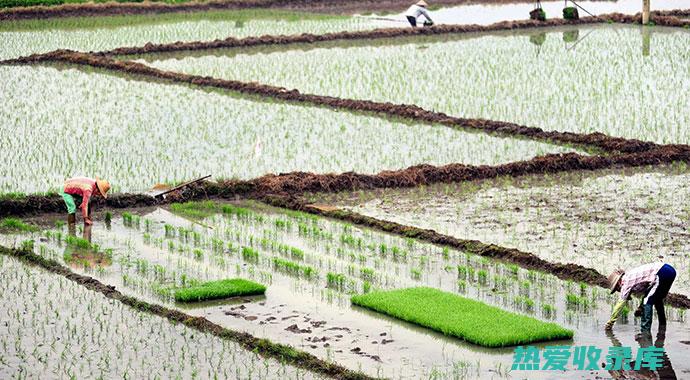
xmin=143 ymin=23 xmax=690 ymax=144
xmin=0 ymin=245 xmax=374 ymax=380
xmin=99 ymin=10 xmax=690 ymax=57
xmin=2 ymin=50 xmax=663 ymax=154
xmin=0 ymin=62 xmax=582 ymax=195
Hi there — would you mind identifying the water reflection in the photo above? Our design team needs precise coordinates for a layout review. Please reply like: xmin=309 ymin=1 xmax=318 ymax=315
xmin=606 ymin=327 xmax=677 ymax=379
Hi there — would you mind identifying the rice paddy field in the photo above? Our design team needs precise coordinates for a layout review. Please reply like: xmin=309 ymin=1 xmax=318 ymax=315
xmin=1 ymin=1 xmax=689 ymax=379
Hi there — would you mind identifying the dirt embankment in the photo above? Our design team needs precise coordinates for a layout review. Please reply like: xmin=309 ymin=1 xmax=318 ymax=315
xmin=3 ymin=50 xmax=657 ymax=154
xmin=0 ymin=193 xmax=157 ymax=218
xmin=260 ymin=194 xmax=690 ymax=310
xmin=4 ymin=146 xmax=690 ymax=218
xmin=98 ymin=10 xmax=690 ymax=57
xmin=0 ymin=245 xmax=376 ymax=380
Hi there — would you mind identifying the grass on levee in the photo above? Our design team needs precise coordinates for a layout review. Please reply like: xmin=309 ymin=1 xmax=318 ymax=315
xmin=351 ymin=287 xmax=573 ymax=347
xmin=174 ymin=278 xmax=266 ymax=302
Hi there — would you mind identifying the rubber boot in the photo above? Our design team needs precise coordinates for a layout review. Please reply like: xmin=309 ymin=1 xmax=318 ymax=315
xmin=655 ymin=301 xmax=667 ymax=326
xmin=640 ymin=304 xmax=653 ymax=333
xmin=67 ymin=213 xmax=76 ymax=225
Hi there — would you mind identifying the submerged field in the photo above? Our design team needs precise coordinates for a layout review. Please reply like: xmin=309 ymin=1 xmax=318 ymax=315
xmin=0 ymin=255 xmax=318 ymax=379
xmin=144 ymin=24 xmax=690 ymax=144
xmin=0 ymin=64 xmax=580 ymax=194
xmin=1 ymin=3 xmax=689 ymax=379
xmin=0 ymin=9 xmax=383 ymax=60
xmin=314 ymin=164 xmax=690 ymax=296
xmin=1 ymin=201 xmax=689 ymax=378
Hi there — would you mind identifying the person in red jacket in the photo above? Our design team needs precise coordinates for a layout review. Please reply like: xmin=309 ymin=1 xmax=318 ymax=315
xmin=61 ymin=177 xmax=111 ymax=225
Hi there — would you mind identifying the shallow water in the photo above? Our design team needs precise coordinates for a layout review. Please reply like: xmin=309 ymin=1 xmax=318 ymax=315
xmin=0 ymin=64 xmax=579 ymax=194
xmin=315 ymin=164 xmax=690 ymax=297
xmin=0 ymin=10 xmax=385 ymax=60
xmin=0 ymin=255 xmax=319 ymax=379
xmin=146 ymin=24 xmax=690 ymax=144
xmin=2 ymin=201 xmax=688 ymax=378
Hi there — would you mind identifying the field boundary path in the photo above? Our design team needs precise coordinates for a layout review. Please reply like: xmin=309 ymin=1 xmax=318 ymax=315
xmin=0 ymin=245 xmax=378 ymax=380
xmin=96 ymin=9 xmax=690 ymax=57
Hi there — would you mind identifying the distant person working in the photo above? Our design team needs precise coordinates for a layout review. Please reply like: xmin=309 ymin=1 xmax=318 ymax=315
xmin=405 ymin=0 xmax=434 ymax=27
xmin=605 ymin=262 xmax=677 ymax=334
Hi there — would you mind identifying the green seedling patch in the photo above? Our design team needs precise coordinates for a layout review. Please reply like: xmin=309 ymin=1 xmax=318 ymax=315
xmin=351 ymin=287 xmax=573 ymax=347
xmin=174 ymin=278 xmax=266 ymax=302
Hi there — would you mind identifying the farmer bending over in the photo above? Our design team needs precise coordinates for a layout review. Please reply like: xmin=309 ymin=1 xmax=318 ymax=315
xmin=405 ymin=0 xmax=434 ymax=27
xmin=605 ymin=262 xmax=676 ymax=333
xmin=61 ymin=177 xmax=110 ymax=226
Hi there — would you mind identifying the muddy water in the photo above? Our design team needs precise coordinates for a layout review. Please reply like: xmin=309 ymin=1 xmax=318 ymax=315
xmin=0 ymin=256 xmax=319 ymax=379
xmin=317 ymin=164 xmax=690 ymax=297
xmin=373 ymin=0 xmax=690 ymax=26
xmin=2 ymin=200 xmax=689 ymax=378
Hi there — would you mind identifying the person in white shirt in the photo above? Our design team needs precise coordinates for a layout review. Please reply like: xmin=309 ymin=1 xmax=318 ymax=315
xmin=405 ymin=0 xmax=434 ymax=27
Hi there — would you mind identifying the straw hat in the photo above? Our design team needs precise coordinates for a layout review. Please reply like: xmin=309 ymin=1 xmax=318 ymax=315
xmin=96 ymin=178 xmax=111 ymax=199
xmin=608 ymin=269 xmax=625 ymax=293
xmin=416 ymin=0 xmax=428 ymax=7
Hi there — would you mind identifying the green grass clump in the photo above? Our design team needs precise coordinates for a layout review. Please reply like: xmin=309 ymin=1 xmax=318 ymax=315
xmin=241 ymin=247 xmax=259 ymax=262
xmin=170 ymin=201 xmax=218 ymax=218
xmin=0 ymin=218 xmax=37 ymax=232
xmin=351 ymin=287 xmax=573 ymax=347
xmin=272 ymin=257 xmax=315 ymax=277
xmin=174 ymin=278 xmax=266 ymax=302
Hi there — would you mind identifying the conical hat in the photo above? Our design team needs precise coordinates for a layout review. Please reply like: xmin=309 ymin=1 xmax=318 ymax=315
xmin=95 ymin=178 xmax=111 ymax=199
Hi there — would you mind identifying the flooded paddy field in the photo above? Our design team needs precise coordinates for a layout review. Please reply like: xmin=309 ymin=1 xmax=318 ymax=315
xmin=1 ymin=200 xmax=689 ymax=378
xmin=143 ymin=24 xmax=690 ymax=144
xmin=0 ymin=255 xmax=319 ymax=379
xmin=371 ymin=0 xmax=690 ymax=26
xmin=0 ymin=64 xmax=582 ymax=195
xmin=0 ymin=9 xmax=384 ymax=60
xmin=313 ymin=164 xmax=690 ymax=297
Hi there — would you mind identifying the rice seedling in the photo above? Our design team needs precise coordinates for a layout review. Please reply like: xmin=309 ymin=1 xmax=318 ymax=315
xmin=351 ymin=287 xmax=573 ymax=347
xmin=0 ymin=218 xmax=36 ymax=232
xmin=174 ymin=278 xmax=266 ymax=302
xmin=326 ymin=272 xmax=346 ymax=290
xmin=271 ymin=257 xmax=315 ymax=278
xmin=241 ymin=247 xmax=259 ymax=263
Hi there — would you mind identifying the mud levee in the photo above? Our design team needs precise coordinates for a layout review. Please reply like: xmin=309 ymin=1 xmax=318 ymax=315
xmin=0 ymin=193 xmax=158 ymax=218
xmin=98 ymin=10 xmax=690 ymax=57
xmin=0 ymin=0 xmax=574 ymax=21
xmin=259 ymin=195 xmax=690 ymax=309
xmin=0 ymin=245 xmax=377 ymax=380
xmin=4 ymin=147 xmax=690 ymax=217
xmin=2 ymin=51 xmax=657 ymax=154
xmin=202 ymin=146 xmax=690 ymax=200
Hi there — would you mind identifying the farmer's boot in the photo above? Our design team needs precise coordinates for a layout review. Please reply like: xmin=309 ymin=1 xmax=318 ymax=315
xmin=640 ymin=304 xmax=653 ymax=333
xmin=655 ymin=301 xmax=667 ymax=326
xmin=67 ymin=213 xmax=76 ymax=236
